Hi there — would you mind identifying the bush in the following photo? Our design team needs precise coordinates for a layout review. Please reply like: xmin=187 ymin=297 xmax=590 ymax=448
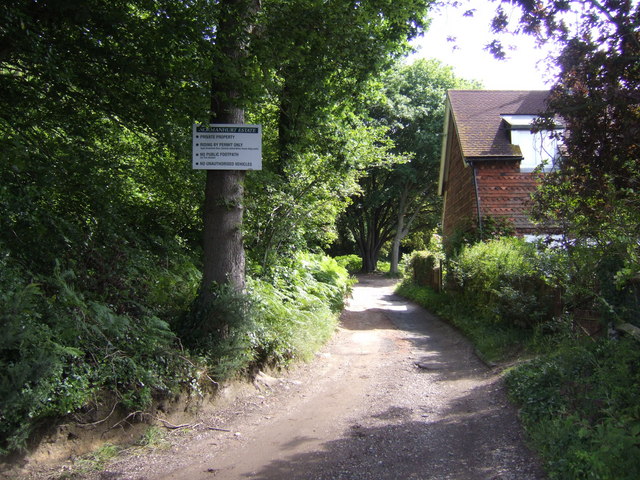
xmin=406 ymin=250 xmax=442 ymax=288
xmin=506 ymin=337 xmax=640 ymax=479
xmin=0 ymin=255 xmax=193 ymax=454
xmin=334 ymin=254 xmax=362 ymax=274
xmin=178 ymin=252 xmax=353 ymax=379
xmin=334 ymin=254 xmax=397 ymax=275
xmin=450 ymin=238 xmax=561 ymax=328
xmin=248 ymin=253 xmax=353 ymax=366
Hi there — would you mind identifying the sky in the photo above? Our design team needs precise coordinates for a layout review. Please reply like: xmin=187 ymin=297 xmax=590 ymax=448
xmin=409 ymin=1 xmax=559 ymax=90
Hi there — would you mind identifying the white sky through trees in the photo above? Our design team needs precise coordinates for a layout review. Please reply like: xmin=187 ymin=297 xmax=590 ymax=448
xmin=409 ymin=0 xmax=559 ymax=90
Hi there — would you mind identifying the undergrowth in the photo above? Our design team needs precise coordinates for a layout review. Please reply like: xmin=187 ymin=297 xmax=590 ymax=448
xmin=505 ymin=337 xmax=640 ymax=479
xmin=0 ymin=249 xmax=352 ymax=455
xmin=397 ymin=237 xmax=640 ymax=479
xmin=0 ymin=252 xmax=194 ymax=455
xmin=334 ymin=254 xmax=395 ymax=275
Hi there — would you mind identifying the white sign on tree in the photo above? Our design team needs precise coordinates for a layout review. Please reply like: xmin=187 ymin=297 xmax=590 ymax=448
xmin=192 ymin=124 xmax=262 ymax=170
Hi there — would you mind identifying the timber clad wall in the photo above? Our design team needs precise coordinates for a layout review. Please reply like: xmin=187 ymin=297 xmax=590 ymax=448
xmin=474 ymin=162 xmax=539 ymax=234
xmin=439 ymin=90 xmax=553 ymax=241
xmin=442 ymin=117 xmax=477 ymax=239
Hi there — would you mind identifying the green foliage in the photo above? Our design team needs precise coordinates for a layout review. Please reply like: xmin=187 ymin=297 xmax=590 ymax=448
xmin=377 ymin=260 xmax=394 ymax=275
xmin=406 ymin=250 xmax=441 ymax=287
xmin=244 ymin=120 xmax=393 ymax=268
xmin=243 ymin=0 xmax=437 ymax=271
xmin=443 ymin=215 xmax=517 ymax=258
xmin=341 ymin=59 xmax=478 ymax=272
xmin=1 ymin=249 xmax=352 ymax=454
xmin=506 ymin=337 xmax=640 ymax=479
xmin=248 ymin=253 xmax=353 ymax=366
xmin=137 ymin=426 xmax=169 ymax=450
xmin=398 ymin=236 xmax=640 ymax=479
xmin=395 ymin=281 xmax=532 ymax=363
xmin=502 ymin=1 xmax=640 ymax=329
xmin=177 ymin=253 xmax=352 ymax=379
xmin=0 ymin=250 xmax=196 ymax=454
xmin=395 ymin=281 xmax=448 ymax=314
xmin=1 ymin=0 xmax=209 ymax=453
xmin=553 ymin=241 xmax=640 ymax=327
xmin=334 ymin=254 xmax=363 ymax=274
xmin=178 ymin=282 xmax=256 ymax=381
xmin=450 ymin=238 xmax=561 ymax=328
xmin=0 ymin=0 xmax=436 ymax=457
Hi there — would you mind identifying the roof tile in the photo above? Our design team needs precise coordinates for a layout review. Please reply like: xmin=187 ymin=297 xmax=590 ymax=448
xmin=448 ymin=90 xmax=549 ymax=158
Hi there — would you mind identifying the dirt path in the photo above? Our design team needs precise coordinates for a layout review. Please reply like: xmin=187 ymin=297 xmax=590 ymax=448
xmin=44 ymin=275 xmax=546 ymax=479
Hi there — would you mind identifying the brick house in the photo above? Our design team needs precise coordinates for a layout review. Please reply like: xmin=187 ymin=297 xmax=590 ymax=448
xmin=438 ymin=90 xmax=560 ymax=244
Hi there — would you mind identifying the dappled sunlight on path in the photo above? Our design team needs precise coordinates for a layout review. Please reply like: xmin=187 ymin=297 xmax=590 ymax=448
xmin=75 ymin=274 xmax=546 ymax=480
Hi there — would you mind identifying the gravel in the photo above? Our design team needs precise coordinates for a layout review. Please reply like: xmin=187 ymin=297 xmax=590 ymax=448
xmin=10 ymin=275 xmax=547 ymax=480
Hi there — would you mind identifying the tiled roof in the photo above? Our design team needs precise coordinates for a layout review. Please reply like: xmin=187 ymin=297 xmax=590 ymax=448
xmin=448 ymin=90 xmax=550 ymax=158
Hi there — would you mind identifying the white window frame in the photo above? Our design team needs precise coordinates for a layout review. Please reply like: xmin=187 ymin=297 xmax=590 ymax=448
xmin=501 ymin=114 xmax=562 ymax=172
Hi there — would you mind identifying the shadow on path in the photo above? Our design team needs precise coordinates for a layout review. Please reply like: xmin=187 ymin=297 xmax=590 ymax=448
xmin=234 ymin=277 xmax=546 ymax=480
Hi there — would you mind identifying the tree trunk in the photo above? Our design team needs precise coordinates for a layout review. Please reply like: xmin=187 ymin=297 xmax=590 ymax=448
xmin=361 ymin=243 xmax=379 ymax=274
xmin=390 ymin=234 xmax=402 ymax=275
xmin=200 ymin=0 xmax=258 ymax=300
xmin=202 ymin=169 xmax=246 ymax=292
xmin=390 ymin=184 xmax=410 ymax=275
xmin=356 ymin=211 xmax=383 ymax=274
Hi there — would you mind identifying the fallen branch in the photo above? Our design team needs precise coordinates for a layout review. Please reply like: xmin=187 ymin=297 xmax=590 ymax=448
xmin=205 ymin=426 xmax=232 ymax=432
xmin=76 ymin=401 xmax=118 ymax=427
xmin=156 ymin=418 xmax=201 ymax=430
xmin=156 ymin=417 xmax=231 ymax=432
xmin=106 ymin=411 xmax=146 ymax=434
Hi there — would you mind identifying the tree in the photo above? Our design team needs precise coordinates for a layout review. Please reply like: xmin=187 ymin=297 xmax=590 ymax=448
xmin=0 ymin=0 xmax=212 ymax=280
xmin=488 ymin=0 xmax=639 ymax=231
xmin=201 ymin=0 xmax=261 ymax=299
xmin=239 ymin=0 xmax=436 ymax=269
xmin=494 ymin=0 xmax=640 ymax=321
xmin=341 ymin=59 xmax=478 ymax=273
xmin=0 ymin=0 xmax=438 ymax=336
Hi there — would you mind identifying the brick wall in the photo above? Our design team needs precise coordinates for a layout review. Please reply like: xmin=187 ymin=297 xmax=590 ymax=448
xmin=474 ymin=162 xmax=540 ymax=234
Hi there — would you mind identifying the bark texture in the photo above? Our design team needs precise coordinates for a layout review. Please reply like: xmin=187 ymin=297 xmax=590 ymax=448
xmin=202 ymin=169 xmax=246 ymax=292
xmin=201 ymin=0 xmax=259 ymax=296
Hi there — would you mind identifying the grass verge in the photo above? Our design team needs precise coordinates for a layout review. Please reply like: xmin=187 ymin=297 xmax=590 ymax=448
xmin=395 ymin=280 xmax=534 ymax=364
xmin=396 ymin=280 xmax=640 ymax=479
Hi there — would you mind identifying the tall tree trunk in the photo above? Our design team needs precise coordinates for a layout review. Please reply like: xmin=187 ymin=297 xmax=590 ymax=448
xmin=201 ymin=0 xmax=258 ymax=301
xmin=390 ymin=234 xmax=402 ymax=275
xmin=357 ymin=210 xmax=382 ymax=274
xmin=362 ymin=247 xmax=379 ymax=274
xmin=202 ymin=169 xmax=246 ymax=292
xmin=390 ymin=184 xmax=413 ymax=275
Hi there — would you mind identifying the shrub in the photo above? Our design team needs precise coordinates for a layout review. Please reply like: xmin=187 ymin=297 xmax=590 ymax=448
xmin=178 ymin=252 xmax=353 ymax=379
xmin=334 ymin=254 xmax=396 ymax=275
xmin=444 ymin=215 xmax=516 ymax=257
xmin=450 ymin=238 xmax=561 ymax=328
xmin=0 ymin=256 xmax=193 ymax=454
xmin=406 ymin=250 xmax=442 ymax=289
xmin=334 ymin=254 xmax=362 ymax=274
xmin=506 ymin=337 xmax=640 ymax=479
xmin=248 ymin=253 xmax=353 ymax=366
xmin=176 ymin=281 xmax=257 ymax=380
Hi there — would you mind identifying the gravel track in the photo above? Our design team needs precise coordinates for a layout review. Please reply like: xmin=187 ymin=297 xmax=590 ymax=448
xmin=17 ymin=275 xmax=546 ymax=480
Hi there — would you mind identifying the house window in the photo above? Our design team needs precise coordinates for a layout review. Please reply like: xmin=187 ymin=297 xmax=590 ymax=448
xmin=501 ymin=114 xmax=561 ymax=172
